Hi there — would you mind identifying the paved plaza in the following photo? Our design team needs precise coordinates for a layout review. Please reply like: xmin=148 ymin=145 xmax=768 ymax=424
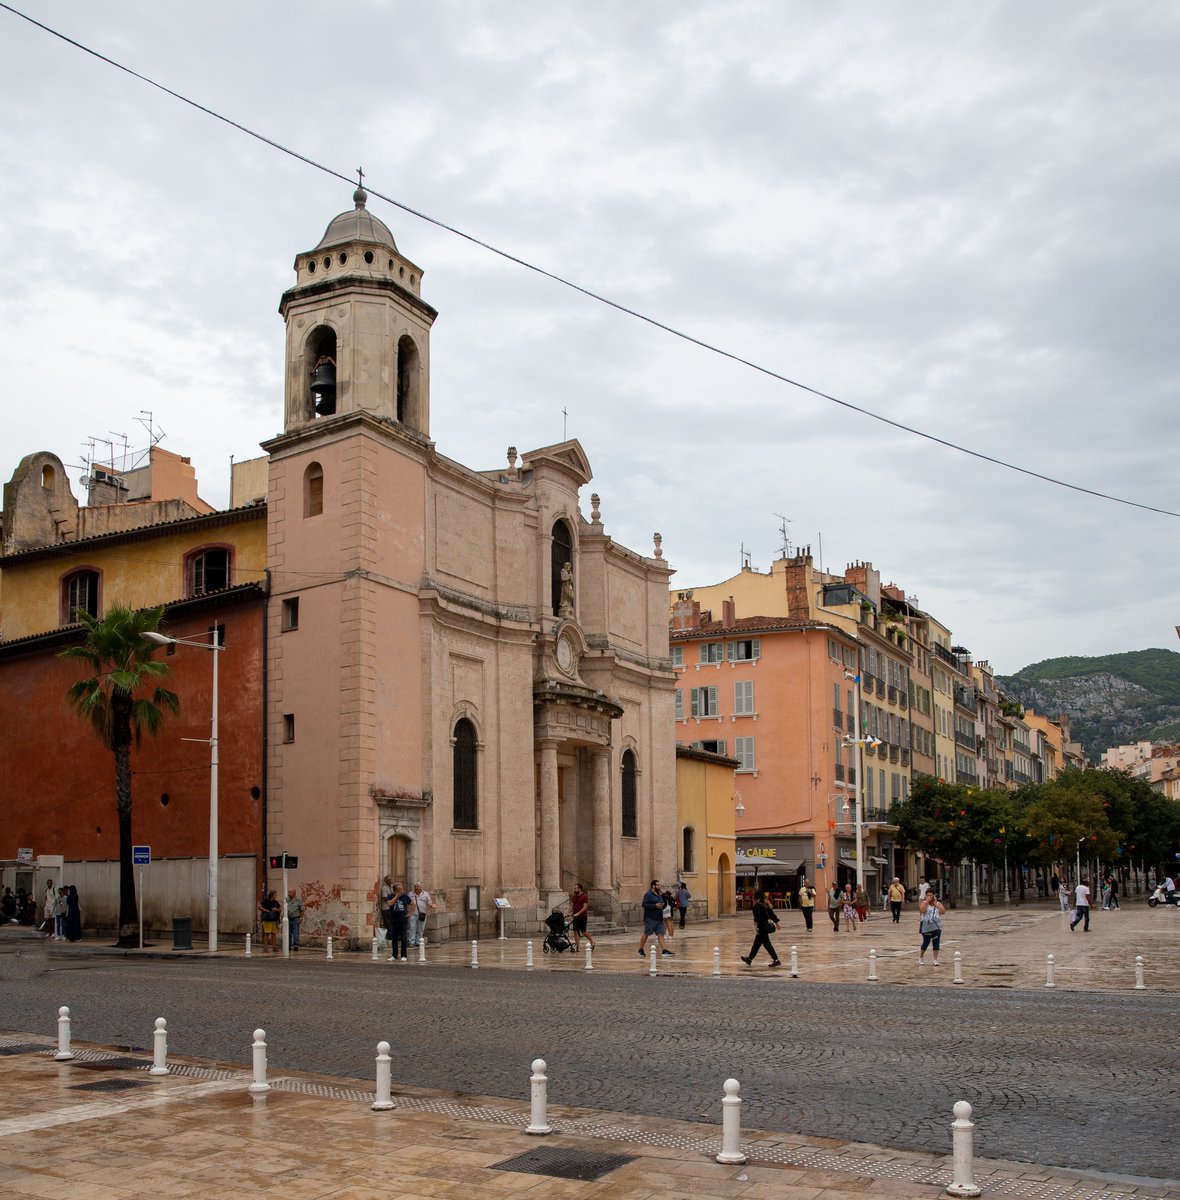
xmin=1 ymin=896 xmax=1177 ymax=1198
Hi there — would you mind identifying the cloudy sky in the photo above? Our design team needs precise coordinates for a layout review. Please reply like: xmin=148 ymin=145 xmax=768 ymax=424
xmin=2 ymin=1 xmax=1177 ymax=674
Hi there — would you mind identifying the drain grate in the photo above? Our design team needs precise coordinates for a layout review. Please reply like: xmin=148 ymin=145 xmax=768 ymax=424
xmin=70 ymin=1077 xmax=150 ymax=1092
xmin=491 ymin=1146 xmax=635 ymax=1181
xmin=0 ymin=1043 xmax=43 ymax=1057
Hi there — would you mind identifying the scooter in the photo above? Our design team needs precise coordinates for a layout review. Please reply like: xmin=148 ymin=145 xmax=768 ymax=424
xmin=1146 ymin=884 xmax=1179 ymax=907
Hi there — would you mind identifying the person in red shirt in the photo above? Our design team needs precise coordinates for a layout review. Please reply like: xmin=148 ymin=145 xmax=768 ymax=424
xmin=569 ymin=884 xmax=595 ymax=950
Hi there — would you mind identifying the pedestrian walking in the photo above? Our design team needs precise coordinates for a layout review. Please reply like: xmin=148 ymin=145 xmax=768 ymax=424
xmin=827 ymin=884 xmax=842 ymax=932
xmin=841 ymin=884 xmax=859 ymax=933
xmin=260 ymin=890 xmax=281 ymax=952
xmin=40 ymin=879 xmax=57 ymax=939
xmin=918 ymin=891 xmax=945 ymax=966
xmin=1069 ymin=878 xmax=1092 ymax=932
xmin=1105 ymin=874 xmax=1120 ymax=910
xmin=798 ymin=878 xmax=816 ymax=931
xmin=887 ymin=876 xmax=905 ymax=924
xmin=408 ymin=883 xmax=436 ymax=947
xmin=740 ymin=890 xmax=782 ymax=968
xmin=285 ymin=889 xmax=304 ymax=951
xmin=662 ymin=889 xmax=675 ymax=939
xmin=64 ymin=885 xmax=82 ymax=942
xmin=389 ymin=884 xmax=412 ymax=960
xmin=569 ymin=884 xmax=595 ymax=950
xmin=379 ymin=875 xmax=396 ymax=949
xmin=676 ymin=881 xmax=691 ymax=929
xmin=854 ymin=883 xmax=869 ymax=923
xmin=637 ymin=880 xmax=673 ymax=957
xmin=1058 ymin=878 xmax=1071 ymax=913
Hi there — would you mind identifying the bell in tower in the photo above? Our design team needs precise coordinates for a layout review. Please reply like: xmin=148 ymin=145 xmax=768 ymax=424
xmin=279 ymin=185 xmax=438 ymax=435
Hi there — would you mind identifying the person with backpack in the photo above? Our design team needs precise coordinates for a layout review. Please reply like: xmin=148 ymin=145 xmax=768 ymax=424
xmin=918 ymin=891 xmax=945 ymax=966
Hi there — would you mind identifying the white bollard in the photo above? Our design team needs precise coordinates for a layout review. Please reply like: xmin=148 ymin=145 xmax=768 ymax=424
xmin=945 ymin=1099 xmax=982 ymax=1197
xmin=1045 ymin=953 xmax=1056 ymax=989
xmin=326 ymin=936 xmax=334 ymax=961
xmin=248 ymin=1028 xmax=270 ymax=1095
xmin=868 ymin=949 xmax=878 ymax=982
xmin=371 ymin=937 xmax=379 ymax=961
xmin=584 ymin=944 xmax=593 ymax=972
xmin=149 ymin=1017 xmax=169 ymax=1076
xmin=372 ymin=1041 xmax=395 ymax=1111
xmin=525 ymin=1058 xmax=552 ymax=1135
xmin=418 ymin=935 xmax=426 ymax=964
xmin=1135 ymin=955 xmax=1146 ymax=990
xmin=952 ymin=950 xmax=964 ymax=985
xmin=244 ymin=933 xmax=252 ymax=958
xmin=649 ymin=944 xmax=658 ymax=976
xmin=789 ymin=945 xmax=799 ymax=978
xmin=55 ymin=1006 xmax=74 ymax=1061
xmin=526 ymin=940 xmax=535 ymax=970
xmin=471 ymin=941 xmax=479 ymax=969
xmin=715 ymin=1078 xmax=747 ymax=1165
xmin=713 ymin=946 xmax=721 ymax=977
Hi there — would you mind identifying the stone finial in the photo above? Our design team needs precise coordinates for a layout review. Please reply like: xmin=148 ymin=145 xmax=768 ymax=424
xmin=653 ymin=532 xmax=663 ymax=559
xmin=590 ymin=493 xmax=600 ymax=523
xmin=507 ymin=446 xmax=518 ymax=469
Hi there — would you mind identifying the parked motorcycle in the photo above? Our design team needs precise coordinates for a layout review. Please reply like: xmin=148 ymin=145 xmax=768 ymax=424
xmin=1146 ymin=884 xmax=1179 ymax=907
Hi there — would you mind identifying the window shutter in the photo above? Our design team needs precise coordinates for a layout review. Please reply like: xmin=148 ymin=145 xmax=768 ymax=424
xmin=690 ymin=688 xmax=701 ymax=718
xmin=726 ymin=640 xmax=736 ymax=661
xmin=675 ymin=689 xmax=684 ymax=720
xmin=707 ymin=686 xmax=717 ymax=715
xmin=751 ymin=639 xmax=761 ymax=660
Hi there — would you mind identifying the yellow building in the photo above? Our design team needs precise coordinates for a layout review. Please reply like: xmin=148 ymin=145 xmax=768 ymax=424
xmin=675 ymin=744 xmax=738 ymax=917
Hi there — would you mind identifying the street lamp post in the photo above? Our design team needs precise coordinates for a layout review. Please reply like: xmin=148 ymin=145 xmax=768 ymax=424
xmin=144 ymin=628 xmax=223 ymax=952
xmin=842 ymin=671 xmax=883 ymax=895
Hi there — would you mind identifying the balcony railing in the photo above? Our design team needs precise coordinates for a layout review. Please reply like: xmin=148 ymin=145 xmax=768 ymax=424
xmin=887 ymin=685 xmax=898 ymax=704
xmin=876 ymin=679 xmax=885 ymax=698
xmin=889 ymin=746 xmax=899 ymax=763
xmin=901 ymin=748 xmax=910 ymax=766
xmin=954 ymin=729 xmax=975 ymax=748
xmin=833 ymin=708 xmax=844 ymax=729
xmin=899 ymin=692 xmax=908 ymax=709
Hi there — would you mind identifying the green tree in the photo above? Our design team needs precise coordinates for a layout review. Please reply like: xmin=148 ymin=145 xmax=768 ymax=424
xmin=60 ymin=605 xmax=179 ymax=946
xmin=1020 ymin=778 xmax=1121 ymax=871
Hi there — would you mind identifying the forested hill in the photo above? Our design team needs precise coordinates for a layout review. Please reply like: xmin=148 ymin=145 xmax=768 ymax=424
xmin=998 ymin=648 xmax=1180 ymax=762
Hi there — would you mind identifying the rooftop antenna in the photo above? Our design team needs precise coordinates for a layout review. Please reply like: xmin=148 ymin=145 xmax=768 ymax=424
xmin=817 ymin=532 xmax=824 ymax=574
xmin=108 ymin=431 xmax=130 ymax=472
xmin=740 ymin=541 xmax=753 ymax=571
xmin=562 ymin=405 xmax=569 ymax=440
xmin=137 ymin=410 xmax=165 ymax=448
xmin=775 ymin=514 xmax=793 ymax=559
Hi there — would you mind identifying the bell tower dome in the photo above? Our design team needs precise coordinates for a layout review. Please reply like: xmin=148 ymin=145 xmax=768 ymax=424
xmin=279 ymin=186 xmax=437 ymax=436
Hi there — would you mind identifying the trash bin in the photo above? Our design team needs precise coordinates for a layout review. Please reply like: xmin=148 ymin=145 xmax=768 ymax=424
xmin=171 ymin=916 xmax=193 ymax=950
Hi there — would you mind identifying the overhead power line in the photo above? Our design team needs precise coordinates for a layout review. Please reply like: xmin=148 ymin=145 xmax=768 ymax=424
xmin=3 ymin=2 xmax=1177 ymax=520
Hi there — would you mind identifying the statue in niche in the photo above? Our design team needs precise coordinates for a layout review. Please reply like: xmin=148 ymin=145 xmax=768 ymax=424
xmin=558 ymin=561 xmax=575 ymax=618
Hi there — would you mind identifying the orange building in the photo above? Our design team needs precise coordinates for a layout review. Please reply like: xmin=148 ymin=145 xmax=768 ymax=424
xmin=670 ymin=597 xmax=871 ymax=907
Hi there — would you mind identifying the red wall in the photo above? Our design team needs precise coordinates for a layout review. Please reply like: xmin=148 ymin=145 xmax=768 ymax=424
xmin=0 ymin=601 xmax=264 ymax=869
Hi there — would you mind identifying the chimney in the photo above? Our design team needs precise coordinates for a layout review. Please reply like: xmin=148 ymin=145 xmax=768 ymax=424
xmin=722 ymin=598 xmax=736 ymax=626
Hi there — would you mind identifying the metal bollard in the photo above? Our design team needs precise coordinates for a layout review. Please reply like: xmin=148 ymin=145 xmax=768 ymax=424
xmin=649 ymin=944 xmax=658 ymax=976
xmin=713 ymin=946 xmax=721 ymax=977
xmin=418 ymin=935 xmax=426 ymax=964
xmin=471 ymin=941 xmax=479 ymax=969
xmin=790 ymin=945 xmax=799 ymax=978
xmin=149 ymin=1017 xmax=169 ymax=1076
xmin=1135 ymin=955 xmax=1146 ymax=990
xmin=326 ymin=936 xmax=334 ymax=961
xmin=55 ymin=1006 xmax=74 ymax=1061
xmin=372 ymin=1041 xmax=395 ymax=1111
xmin=525 ymin=1058 xmax=552 ymax=1135
xmin=952 ymin=950 xmax=964 ymax=985
xmin=371 ymin=937 xmax=379 ymax=962
xmin=248 ymin=1028 xmax=270 ymax=1095
xmin=715 ymin=1078 xmax=747 ymax=1164
xmin=526 ymin=940 xmax=535 ymax=970
xmin=244 ymin=933 xmax=252 ymax=958
xmin=945 ymin=1099 xmax=982 ymax=1197
xmin=1045 ymin=953 xmax=1056 ymax=989
xmin=868 ymin=949 xmax=878 ymax=982
xmin=584 ymin=944 xmax=593 ymax=972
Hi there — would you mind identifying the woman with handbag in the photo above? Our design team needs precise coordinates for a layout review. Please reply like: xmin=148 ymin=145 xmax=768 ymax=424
xmin=740 ymin=890 xmax=782 ymax=968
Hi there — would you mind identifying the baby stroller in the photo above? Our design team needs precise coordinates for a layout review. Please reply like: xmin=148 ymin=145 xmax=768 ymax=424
xmin=542 ymin=908 xmax=574 ymax=954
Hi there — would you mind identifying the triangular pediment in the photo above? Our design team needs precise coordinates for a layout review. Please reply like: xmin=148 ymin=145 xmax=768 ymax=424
xmin=520 ymin=439 xmax=592 ymax=487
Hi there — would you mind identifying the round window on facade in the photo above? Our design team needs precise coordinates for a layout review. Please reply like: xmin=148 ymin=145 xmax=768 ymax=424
xmin=339 ymin=252 xmax=347 ymax=265
xmin=307 ymin=259 xmax=316 ymax=274
xmin=364 ymin=250 xmax=374 ymax=264
xmin=322 ymin=256 xmax=331 ymax=270
xmin=160 ymin=793 xmax=170 ymax=807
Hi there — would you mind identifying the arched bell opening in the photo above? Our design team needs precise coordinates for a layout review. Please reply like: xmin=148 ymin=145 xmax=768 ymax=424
xmin=550 ymin=519 xmax=573 ymax=617
xmin=396 ymin=334 xmax=420 ymax=427
xmin=306 ymin=326 xmax=337 ymax=418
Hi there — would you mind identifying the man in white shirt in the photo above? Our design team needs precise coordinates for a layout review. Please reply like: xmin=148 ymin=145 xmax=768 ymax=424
xmin=1070 ymin=878 xmax=1091 ymax=932
xmin=407 ymin=883 xmax=436 ymax=947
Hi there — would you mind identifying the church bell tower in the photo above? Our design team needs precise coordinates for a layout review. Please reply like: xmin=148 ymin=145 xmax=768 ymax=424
xmin=279 ymin=185 xmax=437 ymax=435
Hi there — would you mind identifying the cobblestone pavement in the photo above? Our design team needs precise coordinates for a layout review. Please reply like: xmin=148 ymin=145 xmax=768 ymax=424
xmin=2 ymin=899 xmax=1177 ymax=1184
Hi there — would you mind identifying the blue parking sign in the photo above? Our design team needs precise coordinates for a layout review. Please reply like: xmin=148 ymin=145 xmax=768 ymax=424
xmin=133 ymin=846 xmax=151 ymax=866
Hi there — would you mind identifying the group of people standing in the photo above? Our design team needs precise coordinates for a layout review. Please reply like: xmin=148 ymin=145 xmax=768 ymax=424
xmin=379 ymin=878 xmax=436 ymax=960
xmin=825 ymin=881 xmax=871 ymax=932
xmin=257 ymin=888 xmax=306 ymax=951
xmin=1 ymin=880 xmax=82 ymax=942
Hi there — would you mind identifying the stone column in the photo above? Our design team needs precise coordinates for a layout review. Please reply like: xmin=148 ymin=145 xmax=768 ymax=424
xmin=591 ymin=747 xmax=612 ymax=891
xmin=539 ymin=739 xmax=561 ymax=893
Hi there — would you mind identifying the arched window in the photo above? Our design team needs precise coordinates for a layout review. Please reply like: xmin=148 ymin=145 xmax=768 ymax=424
xmin=682 ymin=826 xmax=696 ymax=874
xmin=307 ymin=326 xmax=337 ymax=418
xmin=185 ymin=546 xmax=232 ymax=597
xmin=396 ymin=335 xmax=419 ymax=426
xmin=453 ymin=718 xmax=478 ymax=830
xmin=303 ymin=462 xmax=324 ymax=517
xmin=621 ymin=749 xmax=638 ymax=838
xmin=41 ymin=464 xmax=55 ymax=490
xmin=61 ymin=568 xmax=100 ymax=625
xmin=551 ymin=519 xmax=573 ymax=616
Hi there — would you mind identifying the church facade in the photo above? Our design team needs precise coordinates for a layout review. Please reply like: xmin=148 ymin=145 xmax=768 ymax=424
xmin=259 ymin=189 xmax=677 ymax=941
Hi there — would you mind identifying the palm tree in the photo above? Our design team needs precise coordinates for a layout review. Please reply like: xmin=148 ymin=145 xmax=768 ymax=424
xmin=60 ymin=604 xmax=179 ymax=946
